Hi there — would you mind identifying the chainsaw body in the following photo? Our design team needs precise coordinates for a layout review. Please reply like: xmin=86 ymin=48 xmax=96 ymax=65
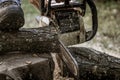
xmin=39 ymin=0 xmax=98 ymax=46
xmin=36 ymin=0 xmax=98 ymax=78
xmin=35 ymin=0 xmax=98 ymax=78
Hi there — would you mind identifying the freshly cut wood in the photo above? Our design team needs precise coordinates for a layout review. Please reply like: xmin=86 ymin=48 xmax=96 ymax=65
xmin=0 ymin=27 xmax=59 ymax=54
xmin=68 ymin=47 xmax=120 ymax=80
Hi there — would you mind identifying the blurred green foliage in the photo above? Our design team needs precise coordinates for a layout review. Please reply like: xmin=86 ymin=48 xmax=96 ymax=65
xmin=21 ymin=0 xmax=39 ymax=28
xmin=84 ymin=1 xmax=120 ymax=53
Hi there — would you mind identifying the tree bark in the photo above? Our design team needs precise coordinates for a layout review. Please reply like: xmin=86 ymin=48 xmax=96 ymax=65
xmin=68 ymin=47 xmax=120 ymax=80
xmin=0 ymin=27 xmax=120 ymax=80
xmin=0 ymin=27 xmax=59 ymax=54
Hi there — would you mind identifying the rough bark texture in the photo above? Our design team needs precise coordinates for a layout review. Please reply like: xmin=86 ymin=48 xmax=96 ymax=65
xmin=0 ymin=27 xmax=59 ymax=54
xmin=0 ymin=52 xmax=54 ymax=80
xmin=68 ymin=47 xmax=120 ymax=80
xmin=0 ymin=27 xmax=56 ymax=80
xmin=0 ymin=27 xmax=120 ymax=80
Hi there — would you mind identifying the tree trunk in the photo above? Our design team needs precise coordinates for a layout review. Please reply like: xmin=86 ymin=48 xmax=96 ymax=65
xmin=0 ymin=27 xmax=59 ymax=54
xmin=0 ymin=27 xmax=120 ymax=80
xmin=67 ymin=47 xmax=120 ymax=80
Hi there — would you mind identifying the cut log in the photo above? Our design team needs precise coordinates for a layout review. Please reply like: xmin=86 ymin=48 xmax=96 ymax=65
xmin=0 ymin=26 xmax=120 ymax=80
xmin=0 ymin=27 xmax=59 ymax=54
xmin=0 ymin=52 xmax=54 ymax=80
xmin=67 ymin=47 xmax=120 ymax=80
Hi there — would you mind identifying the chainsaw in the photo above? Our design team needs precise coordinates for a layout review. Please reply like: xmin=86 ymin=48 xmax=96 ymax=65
xmin=30 ymin=0 xmax=98 ymax=78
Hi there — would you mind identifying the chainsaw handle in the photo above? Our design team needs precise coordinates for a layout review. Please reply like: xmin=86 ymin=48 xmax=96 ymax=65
xmin=86 ymin=0 xmax=98 ymax=41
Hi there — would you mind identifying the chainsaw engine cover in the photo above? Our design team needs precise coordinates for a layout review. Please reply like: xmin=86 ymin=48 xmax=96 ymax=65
xmin=51 ymin=8 xmax=86 ymax=46
xmin=47 ymin=0 xmax=87 ymax=46
xmin=40 ymin=0 xmax=98 ymax=46
xmin=55 ymin=9 xmax=80 ymax=33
